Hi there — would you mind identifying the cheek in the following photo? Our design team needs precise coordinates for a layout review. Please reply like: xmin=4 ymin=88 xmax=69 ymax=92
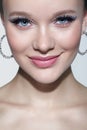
xmin=6 ymin=33 xmax=29 ymax=53
xmin=54 ymin=26 xmax=82 ymax=50
xmin=5 ymin=25 xmax=34 ymax=53
xmin=63 ymin=32 xmax=81 ymax=50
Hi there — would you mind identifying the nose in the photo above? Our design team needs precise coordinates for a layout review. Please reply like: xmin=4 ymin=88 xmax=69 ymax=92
xmin=33 ymin=26 xmax=55 ymax=54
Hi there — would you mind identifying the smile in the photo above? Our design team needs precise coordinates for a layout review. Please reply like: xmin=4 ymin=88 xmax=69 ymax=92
xmin=29 ymin=55 xmax=60 ymax=68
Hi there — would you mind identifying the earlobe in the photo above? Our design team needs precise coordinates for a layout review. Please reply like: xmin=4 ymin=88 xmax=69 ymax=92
xmin=82 ymin=11 xmax=87 ymax=34
xmin=79 ymin=11 xmax=87 ymax=55
xmin=82 ymin=22 xmax=87 ymax=34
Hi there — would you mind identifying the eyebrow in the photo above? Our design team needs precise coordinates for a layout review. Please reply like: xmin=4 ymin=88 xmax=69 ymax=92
xmin=53 ymin=10 xmax=76 ymax=15
xmin=51 ymin=9 xmax=76 ymax=18
xmin=8 ymin=9 xmax=77 ymax=21
xmin=9 ymin=11 xmax=32 ymax=18
xmin=8 ymin=11 xmax=37 ymax=23
xmin=9 ymin=9 xmax=76 ymax=15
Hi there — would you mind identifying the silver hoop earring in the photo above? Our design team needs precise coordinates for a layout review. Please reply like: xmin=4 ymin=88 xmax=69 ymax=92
xmin=78 ymin=49 xmax=87 ymax=55
xmin=78 ymin=31 xmax=87 ymax=55
xmin=0 ymin=35 xmax=13 ymax=59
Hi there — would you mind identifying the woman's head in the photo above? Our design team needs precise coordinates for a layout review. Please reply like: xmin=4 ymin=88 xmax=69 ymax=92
xmin=0 ymin=0 xmax=87 ymax=84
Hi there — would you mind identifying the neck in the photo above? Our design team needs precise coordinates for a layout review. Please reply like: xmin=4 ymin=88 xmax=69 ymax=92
xmin=18 ymin=67 xmax=72 ymax=91
xmin=8 ymin=67 xmax=78 ymax=107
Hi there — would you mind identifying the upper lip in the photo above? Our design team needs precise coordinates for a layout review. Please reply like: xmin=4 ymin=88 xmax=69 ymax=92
xmin=29 ymin=55 xmax=61 ymax=61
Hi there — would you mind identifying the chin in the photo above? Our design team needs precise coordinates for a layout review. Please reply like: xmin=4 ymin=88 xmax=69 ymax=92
xmin=29 ymin=77 xmax=58 ymax=92
xmin=35 ymin=78 xmax=57 ymax=85
xmin=31 ymin=71 xmax=62 ymax=85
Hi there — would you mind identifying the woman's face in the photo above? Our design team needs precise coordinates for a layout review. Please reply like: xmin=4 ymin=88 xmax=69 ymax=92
xmin=2 ymin=0 xmax=86 ymax=84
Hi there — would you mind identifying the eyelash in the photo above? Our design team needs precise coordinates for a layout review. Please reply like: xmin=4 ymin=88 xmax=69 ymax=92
xmin=54 ymin=15 xmax=77 ymax=26
xmin=9 ymin=15 xmax=77 ymax=29
xmin=9 ymin=17 xmax=32 ymax=28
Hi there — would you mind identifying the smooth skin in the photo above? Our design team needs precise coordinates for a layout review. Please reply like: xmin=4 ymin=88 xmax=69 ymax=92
xmin=0 ymin=0 xmax=87 ymax=129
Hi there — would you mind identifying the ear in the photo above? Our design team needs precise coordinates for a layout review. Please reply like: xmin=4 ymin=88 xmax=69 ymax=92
xmin=82 ymin=11 xmax=87 ymax=34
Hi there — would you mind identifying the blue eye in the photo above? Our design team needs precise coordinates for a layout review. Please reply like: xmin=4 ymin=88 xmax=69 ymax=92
xmin=10 ymin=17 xmax=32 ymax=28
xmin=55 ymin=15 xmax=77 ymax=26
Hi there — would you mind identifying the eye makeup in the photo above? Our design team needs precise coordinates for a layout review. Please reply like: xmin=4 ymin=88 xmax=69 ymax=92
xmin=9 ymin=16 xmax=32 ymax=28
xmin=54 ymin=15 xmax=77 ymax=25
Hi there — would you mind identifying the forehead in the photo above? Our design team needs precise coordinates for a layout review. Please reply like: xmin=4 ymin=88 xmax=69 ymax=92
xmin=3 ymin=0 xmax=83 ymax=8
xmin=3 ymin=0 xmax=84 ymax=16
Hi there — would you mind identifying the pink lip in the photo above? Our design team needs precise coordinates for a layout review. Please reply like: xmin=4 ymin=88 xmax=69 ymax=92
xmin=29 ymin=55 xmax=60 ymax=68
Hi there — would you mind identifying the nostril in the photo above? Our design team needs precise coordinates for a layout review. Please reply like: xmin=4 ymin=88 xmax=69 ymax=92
xmin=32 ymin=39 xmax=55 ymax=54
xmin=33 ymin=41 xmax=38 ymax=50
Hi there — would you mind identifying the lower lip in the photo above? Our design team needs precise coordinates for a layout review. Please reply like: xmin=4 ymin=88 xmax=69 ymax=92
xmin=30 ymin=56 xmax=59 ymax=68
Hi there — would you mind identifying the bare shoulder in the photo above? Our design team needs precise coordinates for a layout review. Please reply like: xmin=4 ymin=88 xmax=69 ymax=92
xmin=0 ymin=83 xmax=87 ymax=129
xmin=0 ymin=86 xmax=25 ymax=129
xmin=75 ymin=84 xmax=87 ymax=108
xmin=0 ymin=84 xmax=16 ymax=119
xmin=0 ymin=84 xmax=11 ymax=102
xmin=69 ymin=84 xmax=87 ymax=123
xmin=0 ymin=85 xmax=13 ymax=116
xmin=78 ymin=84 xmax=87 ymax=102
